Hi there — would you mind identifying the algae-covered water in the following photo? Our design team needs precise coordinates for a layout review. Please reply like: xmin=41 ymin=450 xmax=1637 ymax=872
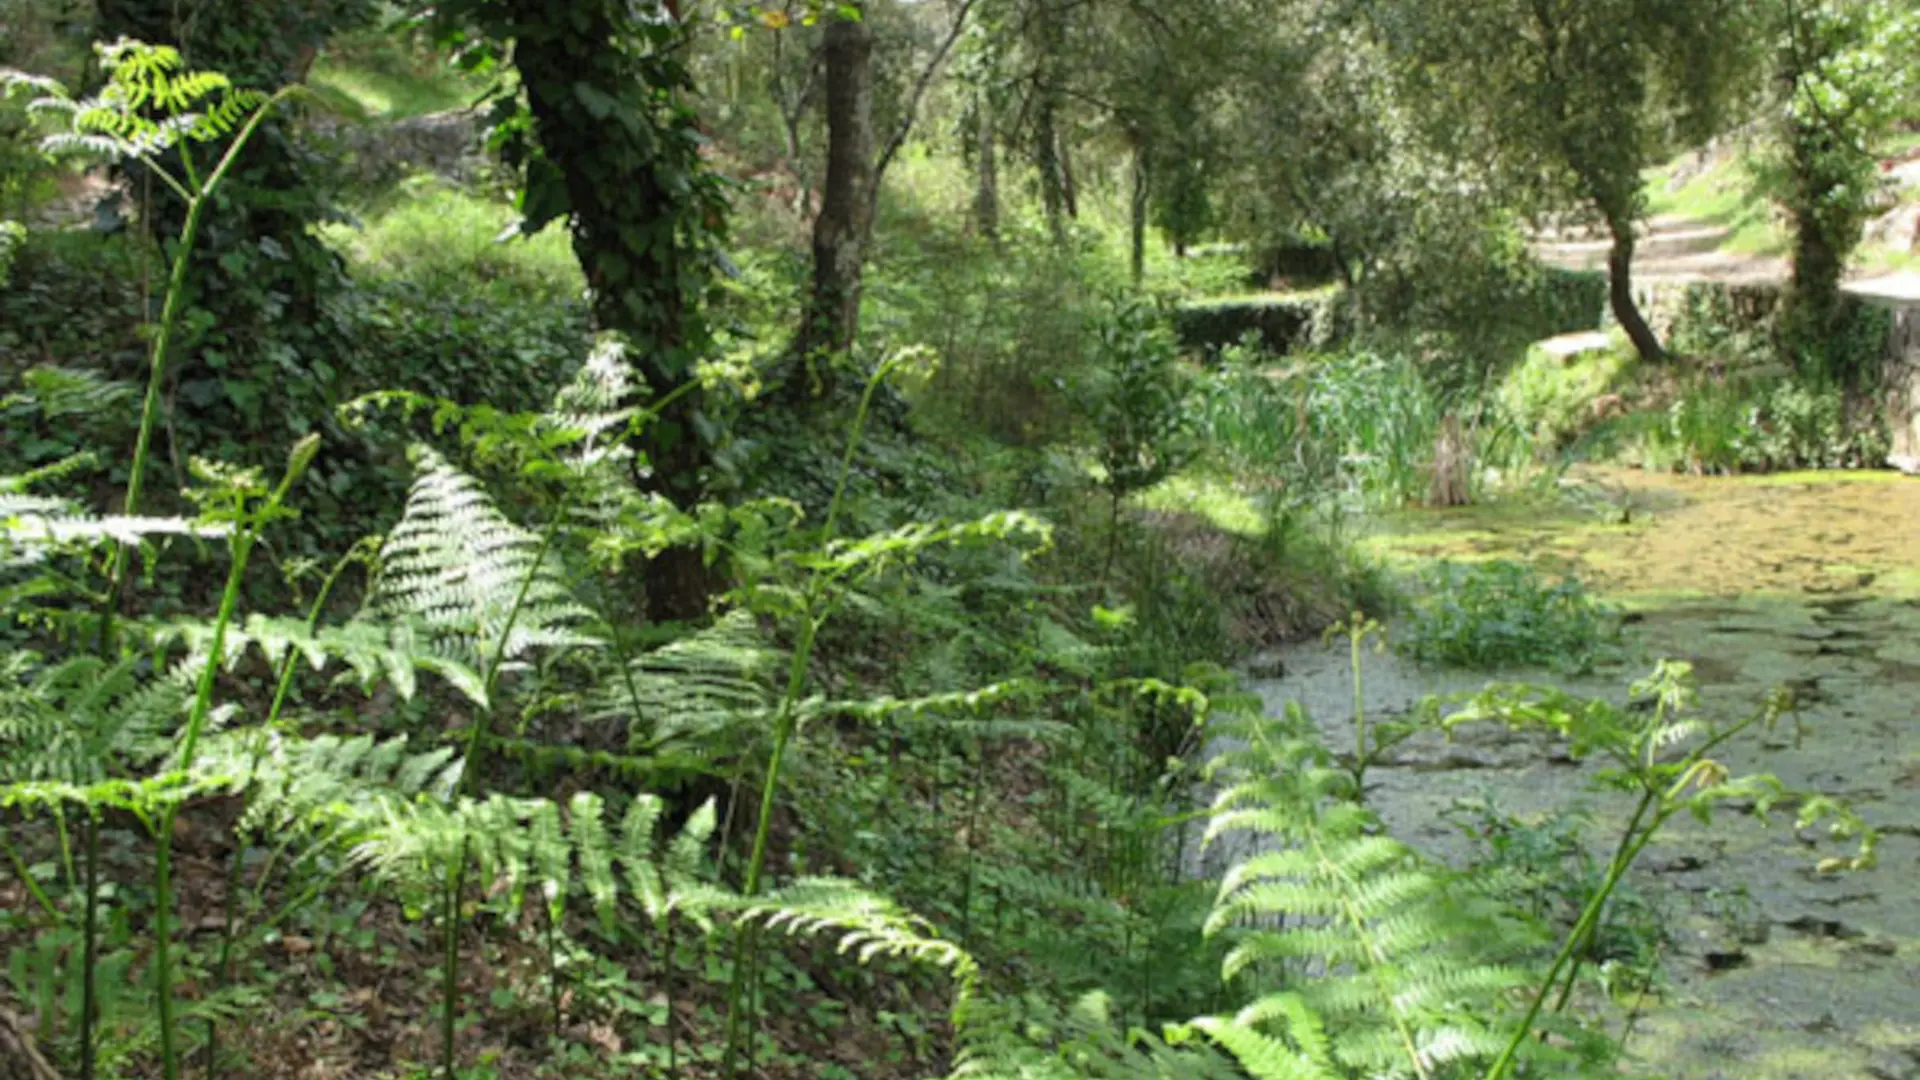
xmin=1240 ymin=467 xmax=1920 ymax=1079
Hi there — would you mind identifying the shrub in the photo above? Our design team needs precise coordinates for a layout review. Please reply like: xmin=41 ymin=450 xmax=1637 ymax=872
xmin=1615 ymin=372 xmax=1888 ymax=474
xmin=1171 ymin=289 xmax=1342 ymax=357
xmin=0 ymin=223 xmax=588 ymax=556
xmin=1401 ymin=559 xmax=1620 ymax=673
xmin=1517 ymin=267 xmax=1610 ymax=339
xmin=873 ymin=219 xmax=1106 ymax=448
xmin=1497 ymin=333 xmax=1638 ymax=452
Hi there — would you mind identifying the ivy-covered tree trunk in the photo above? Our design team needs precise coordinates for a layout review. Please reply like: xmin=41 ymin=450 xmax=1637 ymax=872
xmin=795 ymin=9 xmax=875 ymax=378
xmin=462 ymin=0 xmax=728 ymax=623
xmin=1602 ymin=208 xmax=1665 ymax=362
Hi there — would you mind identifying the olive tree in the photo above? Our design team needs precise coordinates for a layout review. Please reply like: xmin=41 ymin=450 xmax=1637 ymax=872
xmin=1386 ymin=0 xmax=1760 ymax=362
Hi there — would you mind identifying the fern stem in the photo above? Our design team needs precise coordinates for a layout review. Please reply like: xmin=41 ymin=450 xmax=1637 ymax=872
xmin=0 ymin=825 xmax=57 ymax=919
xmin=721 ymin=357 xmax=897 ymax=1078
xmin=153 ymin=435 xmax=314 ymax=1080
xmin=206 ymin=548 xmax=365 ymax=1080
xmin=437 ymin=496 xmax=571 ymax=1080
xmin=1304 ymin=819 xmax=1433 ymax=1080
xmin=441 ymin=848 xmax=468 ymax=1080
xmin=1350 ymin=617 xmax=1367 ymax=791
xmin=1548 ymin=787 xmax=1656 ymax=1015
xmin=152 ymin=522 xmax=263 ymax=1080
xmin=1483 ymin=810 xmax=1669 ymax=1080
xmin=656 ymin=911 xmax=678 ymax=1077
xmin=547 ymin=901 xmax=563 ymax=1036
xmin=79 ymin=812 xmax=98 ymax=1080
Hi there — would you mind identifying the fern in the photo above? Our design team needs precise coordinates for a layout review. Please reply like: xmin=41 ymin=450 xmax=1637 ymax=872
xmin=741 ymin=876 xmax=979 ymax=996
xmin=580 ymin=610 xmax=775 ymax=751
xmin=1196 ymin=705 xmax=1527 ymax=1080
xmin=370 ymin=446 xmax=597 ymax=679
xmin=950 ymin=991 xmax=1242 ymax=1079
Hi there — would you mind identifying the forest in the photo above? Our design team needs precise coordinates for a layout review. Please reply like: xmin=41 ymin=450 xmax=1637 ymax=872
xmin=1 ymin=1 xmax=1918 ymax=1078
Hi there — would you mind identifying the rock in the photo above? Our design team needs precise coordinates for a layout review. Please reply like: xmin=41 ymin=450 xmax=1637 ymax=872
xmin=1865 ymin=203 xmax=1920 ymax=255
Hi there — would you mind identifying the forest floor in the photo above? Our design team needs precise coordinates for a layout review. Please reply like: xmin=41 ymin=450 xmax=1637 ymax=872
xmin=1235 ymin=468 xmax=1920 ymax=1080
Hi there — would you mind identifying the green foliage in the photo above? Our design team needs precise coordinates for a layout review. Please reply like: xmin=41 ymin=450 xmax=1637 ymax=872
xmin=1401 ymin=560 xmax=1621 ymax=674
xmin=0 ymin=218 xmax=21 ymax=287
xmin=309 ymin=25 xmax=486 ymax=120
xmin=1084 ymin=297 xmax=1195 ymax=504
xmin=321 ymin=181 xmax=583 ymax=303
xmin=952 ymin=991 xmax=1241 ymax=1079
xmin=872 ymin=216 xmax=1109 ymax=449
xmin=1189 ymin=349 xmax=1524 ymax=512
xmin=1762 ymin=0 xmax=1919 ymax=360
xmin=1496 ymin=335 xmax=1638 ymax=452
xmin=1442 ymin=796 xmax=1669 ymax=996
xmin=1190 ymin=703 xmax=1530 ymax=1079
xmin=1171 ymin=291 xmax=1343 ymax=358
xmin=1614 ymin=371 xmax=1889 ymax=474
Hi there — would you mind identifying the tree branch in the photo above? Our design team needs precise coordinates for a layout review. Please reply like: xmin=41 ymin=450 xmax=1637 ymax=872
xmin=869 ymin=0 xmax=978 ymax=206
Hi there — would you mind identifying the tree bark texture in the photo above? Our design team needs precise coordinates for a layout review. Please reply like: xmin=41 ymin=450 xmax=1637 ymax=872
xmin=494 ymin=0 xmax=725 ymax=623
xmin=1604 ymin=211 xmax=1666 ymax=362
xmin=973 ymin=91 xmax=998 ymax=240
xmin=1128 ymin=138 xmax=1150 ymax=283
xmin=796 ymin=10 xmax=875 ymax=372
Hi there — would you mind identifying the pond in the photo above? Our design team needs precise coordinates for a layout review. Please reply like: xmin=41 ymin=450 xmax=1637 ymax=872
xmin=1237 ymin=467 xmax=1920 ymax=1079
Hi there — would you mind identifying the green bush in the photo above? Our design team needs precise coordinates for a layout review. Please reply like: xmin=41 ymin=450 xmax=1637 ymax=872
xmin=1171 ymin=289 xmax=1342 ymax=357
xmin=1497 ymin=333 xmax=1638 ymax=451
xmin=1615 ymin=373 xmax=1888 ymax=474
xmin=0 ymin=224 xmax=588 ymax=555
xmin=1401 ymin=559 xmax=1620 ymax=673
xmin=1515 ymin=267 xmax=1610 ymax=339
xmin=872 ymin=218 xmax=1106 ymax=448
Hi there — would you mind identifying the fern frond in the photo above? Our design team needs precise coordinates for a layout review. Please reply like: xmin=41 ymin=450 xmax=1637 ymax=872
xmin=372 ymin=447 xmax=598 ymax=673
xmin=1200 ymin=706 xmax=1524 ymax=1080
xmin=742 ymin=876 xmax=978 ymax=990
xmin=582 ymin=610 xmax=772 ymax=750
xmin=1184 ymin=1006 xmax=1339 ymax=1080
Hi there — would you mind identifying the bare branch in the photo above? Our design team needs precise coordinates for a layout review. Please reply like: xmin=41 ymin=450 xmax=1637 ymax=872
xmin=869 ymin=0 xmax=978 ymax=206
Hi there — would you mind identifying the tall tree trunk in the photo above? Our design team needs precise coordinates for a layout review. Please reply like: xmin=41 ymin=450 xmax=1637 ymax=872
xmin=973 ymin=91 xmax=998 ymax=240
xmin=495 ymin=0 xmax=727 ymax=624
xmin=1128 ymin=137 xmax=1149 ymax=284
xmin=1058 ymin=129 xmax=1079 ymax=220
xmin=1603 ymin=209 xmax=1665 ymax=362
xmin=794 ymin=8 xmax=875 ymax=384
xmin=1034 ymin=90 xmax=1067 ymax=244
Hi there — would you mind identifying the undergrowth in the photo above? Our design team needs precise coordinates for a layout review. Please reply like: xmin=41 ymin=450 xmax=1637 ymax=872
xmin=1401 ymin=560 xmax=1621 ymax=674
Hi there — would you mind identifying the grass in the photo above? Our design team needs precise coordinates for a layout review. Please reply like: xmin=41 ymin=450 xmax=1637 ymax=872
xmin=1643 ymin=156 xmax=1786 ymax=256
xmin=308 ymin=32 xmax=485 ymax=120
xmin=1643 ymin=130 xmax=1920 ymax=269
xmin=1132 ymin=471 xmax=1267 ymax=537
xmin=320 ymin=180 xmax=583 ymax=300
